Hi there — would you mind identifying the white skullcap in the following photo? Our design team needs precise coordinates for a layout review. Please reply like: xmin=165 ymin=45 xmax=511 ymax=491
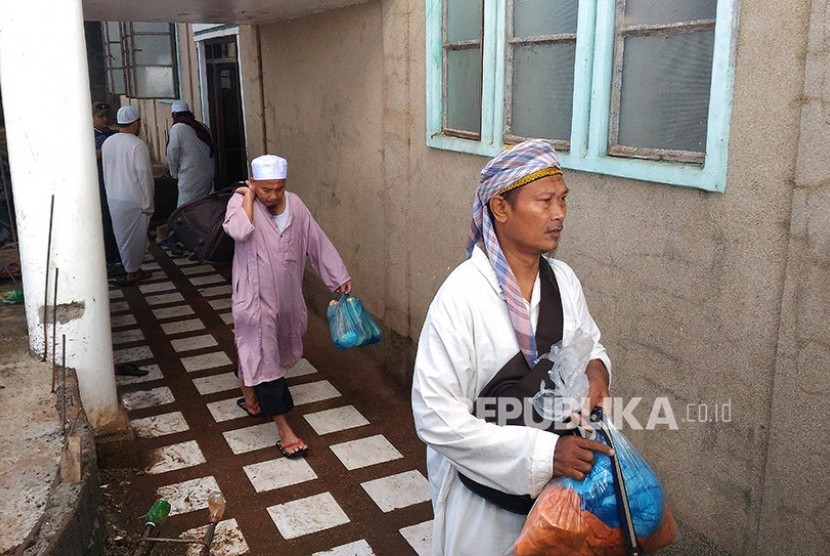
xmin=171 ymin=100 xmax=189 ymax=113
xmin=116 ymin=106 xmax=140 ymax=125
xmin=251 ymin=155 xmax=288 ymax=180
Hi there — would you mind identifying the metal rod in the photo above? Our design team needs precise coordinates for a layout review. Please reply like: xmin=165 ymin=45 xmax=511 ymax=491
xmin=61 ymin=334 xmax=67 ymax=438
xmin=132 ymin=524 xmax=155 ymax=556
xmin=137 ymin=537 xmax=205 ymax=546
xmin=42 ymin=194 xmax=55 ymax=361
xmin=51 ymin=267 xmax=58 ymax=393
xmin=200 ymin=521 xmax=218 ymax=556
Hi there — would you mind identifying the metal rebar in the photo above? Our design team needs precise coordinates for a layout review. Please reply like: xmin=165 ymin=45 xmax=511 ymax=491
xmin=61 ymin=334 xmax=67 ymax=438
xmin=51 ymin=267 xmax=58 ymax=392
xmin=42 ymin=194 xmax=55 ymax=361
xmin=200 ymin=522 xmax=218 ymax=556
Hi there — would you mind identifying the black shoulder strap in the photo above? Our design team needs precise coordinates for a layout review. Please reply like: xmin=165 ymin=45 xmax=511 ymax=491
xmin=458 ymin=258 xmax=569 ymax=515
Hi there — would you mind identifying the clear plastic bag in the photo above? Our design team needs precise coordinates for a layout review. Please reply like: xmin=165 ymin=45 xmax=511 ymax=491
xmin=532 ymin=328 xmax=593 ymax=422
xmin=514 ymin=417 xmax=677 ymax=555
xmin=326 ymin=293 xmax=382 ymax=350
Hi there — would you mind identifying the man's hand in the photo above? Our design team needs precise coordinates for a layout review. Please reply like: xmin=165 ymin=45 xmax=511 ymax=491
xmin=336 ymin=280 xmax=352 ymax=295
xmin=576 ymin=359 xmax=610 ymax=430
xmin=553 ymin=435 xmax=615 ymax=480
xmin=235 ymin=184 xmax=252 ymax=196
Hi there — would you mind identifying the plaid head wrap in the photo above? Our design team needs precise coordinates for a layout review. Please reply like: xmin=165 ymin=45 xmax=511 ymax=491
xmin=466 ymin=139 xmax=562 ymax=366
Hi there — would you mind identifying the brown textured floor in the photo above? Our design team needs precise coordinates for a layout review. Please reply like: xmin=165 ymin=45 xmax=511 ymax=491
xmin=107 ymin=245 xmax=432 ymax=555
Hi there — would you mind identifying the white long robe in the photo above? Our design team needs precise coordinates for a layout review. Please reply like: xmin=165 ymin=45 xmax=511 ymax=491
xmin=167 ymin=122 xmax=215 ymax=207
xmin=102 ymin=132 xmax=155 ymax=273
xmin=411 ymin=246 xmax=611 ymax=556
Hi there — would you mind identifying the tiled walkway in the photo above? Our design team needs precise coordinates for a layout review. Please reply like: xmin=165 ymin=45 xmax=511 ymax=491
xmin=110 ymin=246 xmax=433 ymax=555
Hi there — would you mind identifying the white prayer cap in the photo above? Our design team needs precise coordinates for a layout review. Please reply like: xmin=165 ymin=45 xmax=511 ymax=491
xmin=251 ymin=155 xmax=288 ymax=180
xmin=171 ymin=100 xmax=189 ymax=113
xmin=116 ymin=106 xmax=140 ymax=125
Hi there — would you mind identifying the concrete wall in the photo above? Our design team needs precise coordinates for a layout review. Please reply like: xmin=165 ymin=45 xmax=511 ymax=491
xmin=246 ymin=0 xmax=826 ymax=553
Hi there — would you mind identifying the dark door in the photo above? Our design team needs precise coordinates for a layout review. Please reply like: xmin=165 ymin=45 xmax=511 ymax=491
xmin=205 ymin=37 xmax=247 ymax=189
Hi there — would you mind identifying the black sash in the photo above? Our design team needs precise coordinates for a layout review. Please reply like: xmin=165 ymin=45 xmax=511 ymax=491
xmin=458 ymin=258 xmax=575 ymax=515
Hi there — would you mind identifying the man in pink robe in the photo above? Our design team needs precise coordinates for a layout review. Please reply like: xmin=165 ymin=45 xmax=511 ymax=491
xmin=223 ymin=154 xmax=351 ymax=457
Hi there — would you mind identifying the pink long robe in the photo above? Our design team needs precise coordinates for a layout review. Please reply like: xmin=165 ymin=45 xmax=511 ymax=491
xmin=223 ymin=191 xmax=350 ymax=386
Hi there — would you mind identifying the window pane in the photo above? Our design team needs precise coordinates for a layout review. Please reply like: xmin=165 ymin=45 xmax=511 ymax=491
xmin=105 ymin=21 xmax=121 ymax=41
xmin=617 ymin=30 xmax=714 ymax=153
xmin=108 ymin=69 xmax=126 ymax=95
xmin=132 ymin=22 xmax=171 ymax=33
xmin=134 ymin=66 xmax=176 ymax=98
xmin=446 ymin=0 xmax=482 ymax=43
xmin=133 ymin=35 xmax=174 ymax=65
xmin=446 ymin=48 xmax=482 ymax=133
xmin=624 ymin=0 xmax=717 ymax=26
xmin=511 ymin=43 xmax=574 ymax=140
xmin=514 ymin=0 xmax=578 ymax=37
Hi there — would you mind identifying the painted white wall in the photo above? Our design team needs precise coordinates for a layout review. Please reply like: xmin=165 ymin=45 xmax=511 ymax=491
xmin=0 ymin=0 xmax=119 ymax=428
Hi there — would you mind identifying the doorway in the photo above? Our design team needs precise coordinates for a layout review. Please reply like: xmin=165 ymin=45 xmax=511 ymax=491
xmin=204 ymin=37 xmax=247 ymax=188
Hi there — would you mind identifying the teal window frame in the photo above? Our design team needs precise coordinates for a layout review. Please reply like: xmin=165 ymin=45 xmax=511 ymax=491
xmin=425 ymin=0 xmax=739 ymax=192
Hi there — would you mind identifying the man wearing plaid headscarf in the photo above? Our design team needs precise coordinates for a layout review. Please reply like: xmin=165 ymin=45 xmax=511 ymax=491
xmin=412 ymin=139 xmax=614 ymax=555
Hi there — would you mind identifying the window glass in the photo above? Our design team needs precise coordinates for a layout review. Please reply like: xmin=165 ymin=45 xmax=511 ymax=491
xmin=134 ymin=66 xmax=177 ymax=98
xmin=133 ymin=35 xmax=174 ymax=65
xmin=624 ymin=0 xmax=717 ymax=26
xmin=617 ymin=30 xmax=714 ymax=153
xmin=510 ymin=43 xmax=575 ymax=141
xmin=132 ymin=22 xmax=171 ymax=33
xmin=514 ymin=0 xmax=578 ymax=37
xmin=446 ymin=48 xmax=483 ymax=132
xmin=447 ymin=0 xmax=482 ymax=42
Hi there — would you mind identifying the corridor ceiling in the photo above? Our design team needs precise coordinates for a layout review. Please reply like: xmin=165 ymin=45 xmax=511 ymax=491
xmin=82 ymin=0 xmax=369 ymax=24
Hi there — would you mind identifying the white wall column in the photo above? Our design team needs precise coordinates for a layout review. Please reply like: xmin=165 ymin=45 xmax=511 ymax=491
xmin=0 ymin=0 xmax=119 ymax=428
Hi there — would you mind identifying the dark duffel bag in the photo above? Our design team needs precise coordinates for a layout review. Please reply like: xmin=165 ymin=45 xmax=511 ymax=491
xmin=167 ymin=186 xmax=237 ymax=264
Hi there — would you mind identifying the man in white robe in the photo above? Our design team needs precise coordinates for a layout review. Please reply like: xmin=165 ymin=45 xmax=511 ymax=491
xmin=102 ymin=106 xmax=154 ymax=286
xmin=223 ymin=154 xmax=351 ymax=458
xmin=412 ymin=139 xmax=614 ymax=555
xmin=166 ymin=100 xmax=215 ymax=207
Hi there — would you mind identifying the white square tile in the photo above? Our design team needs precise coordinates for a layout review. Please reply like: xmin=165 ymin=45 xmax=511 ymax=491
xmin=193 ymin=372 xmax=240 ymax=396
xmin=145 ymin=440 xmax=206 ymax=475
xmin=360 ymin=470 xmax=431 ymax=513
xmin=313 ymin=540 xmax=375 ymax=556
xmin=112 ymin=328 xmax=145 ymax=345
xmin=223 ymin=422 xmax=278 ymax=454
xmin=131 ymin=411 xmax=189 ymax=438
xmin=171 ymin=256 xmax=197 ymax=266
xmin=291 ymin=380 xmax=341 ymax=405
xmin=181 ymin=263 xmax=215 ymax=274
xmin=179 ymin=518 xmax=249 ymax=556
xmin=139 ymin=281 xmax=175 ymax=294
xmin=285 ymin=358 xmax=318 ymax=379
xmin=189 ymin=274 xmax=226 ymax=286
xmin=111 ymin=314 xmax=137 ymax=328
xmin=146 ymin=292 xmax=185 ymax=306
xmin=399 ymin=521 xmax=433 ymax=556
xmin=152 ymin=305 xmax=195 ymax=320
xmin=122 ymin=387 xmax=175 ymax=411
xmin=113 ymin=345 xmax=154 ymax=364
xmin=208 ymin=298 xmax=233 ymax=310
xmin=141 ymin=262 xmax=161 ymax=271
xmin=170 ymin=334 xmax=218 ymax=353
xmin=220 ymin=312 xmax=234 ymax=324
xmin=207 ymin=397 xmax=255 ymax=423
xmin=109 ymin=289 xmax=124 ymax=300
xmin=330 ymin=435 xmax=403 ymax=470
xmin=109 ymin=301 xmax=130 ymax=313
xmin=116 ymin=364 xmax=162 ymax=386
xmin=200 ymin=284 xmax=232 ymax=297
xmin=156 ymin=476 xmax=221 ymax=516
xmin=161 ymin=318 xmax=206 ymax=335
xmin=243 ymin=457 xmax=317 ymax=493
xmin=181 ymin=351 xmax=232 ymax=372
xmin=267 ymin=492 xmax=349 ymax=539
xmin=304 ymin=406 xmax=369 ymax=436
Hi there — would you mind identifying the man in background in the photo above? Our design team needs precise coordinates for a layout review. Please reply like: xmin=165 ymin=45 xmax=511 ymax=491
xmin=92 ymin=101 xmax=123 ymax=279
xmin=166 ymin=100 xmax=215 ymax=208
xmin=102 ymin=106 xmax=154 ymax=287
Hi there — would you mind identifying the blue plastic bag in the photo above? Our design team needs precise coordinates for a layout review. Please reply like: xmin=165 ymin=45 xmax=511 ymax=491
xmin=326 ymin=293 xmax=382 ymax=350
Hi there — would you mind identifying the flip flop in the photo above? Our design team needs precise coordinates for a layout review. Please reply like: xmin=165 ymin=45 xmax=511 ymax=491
xmin=113 ymin=269 xmax=151 ymax=287
xmin=115 ymin=363 xmax=149 ymax=377
xmin=276 ymin=439 xmax=308 ymax=459
xmin=236 ymin=398 xmax=261 ymax=417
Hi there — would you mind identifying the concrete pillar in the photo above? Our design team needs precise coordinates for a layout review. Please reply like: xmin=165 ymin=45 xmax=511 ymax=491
xmin=0 ymin=0 xmax=120 ymax=429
